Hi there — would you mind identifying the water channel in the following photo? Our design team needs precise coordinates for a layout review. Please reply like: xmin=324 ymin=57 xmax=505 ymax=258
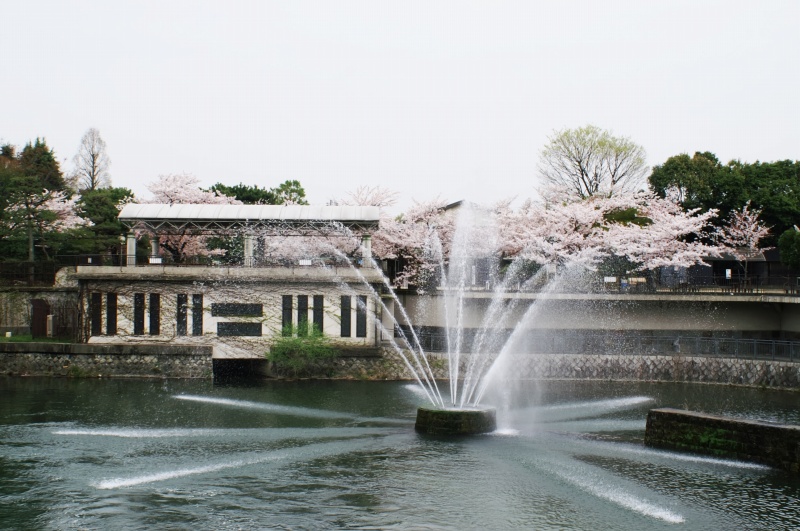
xmin=2 ymin=377 xmax=799 ymax=530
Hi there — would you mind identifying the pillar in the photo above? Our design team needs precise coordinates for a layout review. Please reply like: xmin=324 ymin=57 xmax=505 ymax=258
xmin=126 ymin=233 xmax=137 ymax=267
xmin=361 ymin=234 xmax=372 ymax=266
xmin=150 ymin=238 xmax=161 ymax=264
xmin=244 ymin=234 xmax=254 ymax=267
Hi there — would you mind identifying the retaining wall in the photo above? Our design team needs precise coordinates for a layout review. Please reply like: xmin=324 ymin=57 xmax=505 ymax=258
xmin=644 ymin=408 xmax=800 ymax=473
xmin=0 ymin=343 xmax=212 ymax=378
xmin=505 ymin=353 xmax=800 ymax=388
xmin=2 ymin=344 xmax=799 ymax=388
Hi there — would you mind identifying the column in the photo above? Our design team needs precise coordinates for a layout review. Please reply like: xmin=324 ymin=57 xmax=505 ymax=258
xmin=150 ymin=238 xmax=161 ymax=264
xmin=361 ymin=234 xmax=372 ymax=266
xmin=126 ymin=233 xmax=137 ymax=267
xmin=244 ymin=234 xmax=254 ymax=267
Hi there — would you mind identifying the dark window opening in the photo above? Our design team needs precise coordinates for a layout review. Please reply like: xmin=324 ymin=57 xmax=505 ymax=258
xmin=297 ymin=295 xmax=309 ymax=336
xmin=313 ymin=295 xmax=323 ymax=333
xmin=90 ymin=292 xmax=102 ymax=336
xmin=133 ymin=293 xmax=145 ymax=335
xmin=192 ymin=294 xmax=203 ymax=336
xmin=340 ymin=296 xmax=351 ymax=337
xmin=177 ymin=294 xmax=188 ymax=336
xmin=106 ymin=293 xmax=117 ymax=335
xmin=211 ymin=303 xmax=263 ymax=317
xmin=149 ymin=293 xmax=160 ymax=335
xmin=281 ymin=295 xmax=292 ymax=336
xmin=217 ymin=322 xmax=262 ymax=336
xmin=356 ymin=295 xmax=367 ymax=338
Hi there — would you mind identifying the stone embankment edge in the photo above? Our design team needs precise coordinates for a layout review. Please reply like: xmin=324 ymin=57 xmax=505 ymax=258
xmin=2 ymin=344 xmax=799 ymax=389
xmin=645 ymin=408 xmax=800 ymax=473
xmin=0 ymin=343 xmax=213 ymax=379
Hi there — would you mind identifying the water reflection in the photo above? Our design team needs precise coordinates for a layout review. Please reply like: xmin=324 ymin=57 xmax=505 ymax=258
xmin=1 ymin=377 xmax=798 ymax=530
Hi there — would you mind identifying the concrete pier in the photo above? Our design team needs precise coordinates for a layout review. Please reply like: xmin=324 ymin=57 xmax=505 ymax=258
xmin=644 ymin=408 xmax=800 ymax=473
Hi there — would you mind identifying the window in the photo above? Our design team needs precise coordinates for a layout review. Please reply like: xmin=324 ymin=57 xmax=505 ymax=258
xmin=192 ymin=294 xmax=203 ymax=336
xmin=106 ymin=293 xmax=117 ymax=335
xmin=149 ymin=293 xmax=160 ymax=335
xmin=281 ymin=295 xmax=292 ymax=336
xmin=133 ymin=293 xmax=145 ymax=335
xmin=356 ymin=295 xmax=367 ymax=338
xmin=176 ymin=294 xmax=188 ymax=336
xmin=313 ymin=295 xmax=324 ymax=333
xmin=340 ymin=296 xmax=351 ymax=337
xmin=297 ymin=295 xmax=309 ymax=335
xmin=90 ymin=292 xmax=102 ymax=336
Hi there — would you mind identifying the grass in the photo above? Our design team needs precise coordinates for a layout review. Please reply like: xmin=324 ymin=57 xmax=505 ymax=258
xmin=0 ymin=334 xmax=72 ymax=343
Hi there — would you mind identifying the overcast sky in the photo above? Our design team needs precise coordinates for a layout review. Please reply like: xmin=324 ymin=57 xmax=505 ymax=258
xmin=3 ymin=1 xmax=798 ymax=211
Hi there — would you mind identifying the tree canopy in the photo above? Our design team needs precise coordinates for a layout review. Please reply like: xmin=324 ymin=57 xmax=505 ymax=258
xmin=649 ymin=152 xmax=800 ymax=244
xmin=209 ymin=180 xmax=308 ymax=205
xmin=73 ymin=128 xmax=111 ymax=191
xmin=539 ymin=125 xmax=648 ymax=200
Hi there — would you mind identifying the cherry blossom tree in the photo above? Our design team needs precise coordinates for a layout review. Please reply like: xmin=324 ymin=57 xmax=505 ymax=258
xmin=372 ymin=200 xmax=456 ymax=290
xmin=717 ymin=200 xmax=772 ymax=278
xmin=340 ymin=185 xmax=399 ymax=209
xmin=498 ymin=191 xmax=721 ymax=275
xmin=143 ymin=173 xmax=241 ymax=263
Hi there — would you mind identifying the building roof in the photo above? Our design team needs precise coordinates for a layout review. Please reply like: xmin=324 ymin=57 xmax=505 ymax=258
xmin=118 ymin=204 xmax=381 ymax=234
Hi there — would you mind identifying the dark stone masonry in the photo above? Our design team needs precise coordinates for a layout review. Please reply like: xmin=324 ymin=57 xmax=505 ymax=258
xmin=0 ymin=343 xmax=212 ymax=379
xmin=644 ymin=408 xmax=800 ymax=473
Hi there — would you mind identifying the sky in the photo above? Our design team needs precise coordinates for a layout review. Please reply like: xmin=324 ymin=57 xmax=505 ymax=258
xmin=2 ymin=1 xmax=799 ymax=213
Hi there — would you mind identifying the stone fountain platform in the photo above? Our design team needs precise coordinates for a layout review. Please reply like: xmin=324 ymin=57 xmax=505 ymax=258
xmin=415 ymin=406 xmax=497 ymax=435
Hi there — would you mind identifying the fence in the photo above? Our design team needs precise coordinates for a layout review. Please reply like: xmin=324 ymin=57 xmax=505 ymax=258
xmin=398 ymin=327 xmax=800 ymax=363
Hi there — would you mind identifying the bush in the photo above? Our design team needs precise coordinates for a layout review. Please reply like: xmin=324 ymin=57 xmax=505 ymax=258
xmin=267 ymin=324 xmax=337 ymax=377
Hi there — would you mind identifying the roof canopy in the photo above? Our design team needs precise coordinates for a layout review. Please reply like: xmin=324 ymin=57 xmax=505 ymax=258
xmin=118 ymin=204 xmax=381 ymax=235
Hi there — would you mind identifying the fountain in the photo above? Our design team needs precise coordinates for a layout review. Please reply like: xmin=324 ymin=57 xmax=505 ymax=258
xmin=4 ymin=208 xmax=800 ymax=529
xmin=367 ymin=203 xmax=549 ymax=435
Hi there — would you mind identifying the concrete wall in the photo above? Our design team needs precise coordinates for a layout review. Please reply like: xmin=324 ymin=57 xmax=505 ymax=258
xmin=645 ymin=408 xmax=800 ymax=473
xmin=76 ymin=266 xmax=386 ymax=359
xmin=397 ymin=292 xmax=800 ymax=335
xmin=0 ymin=288 xmax=79 ymax=336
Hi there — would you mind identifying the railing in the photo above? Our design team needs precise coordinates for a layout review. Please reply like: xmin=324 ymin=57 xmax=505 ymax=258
xmin=0 ymin=261 xmax=59 ymax=286
xmin=62 ymin=254 xmax=361 ymax=268
xmin=399 ymin=327 xmax=800 ymax=363
xmin=6 ymin=254 xmax=800 ymax=297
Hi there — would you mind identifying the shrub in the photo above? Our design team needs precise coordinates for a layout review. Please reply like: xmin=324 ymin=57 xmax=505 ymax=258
xmin=267 ymin=324 xmax=337 ymax=377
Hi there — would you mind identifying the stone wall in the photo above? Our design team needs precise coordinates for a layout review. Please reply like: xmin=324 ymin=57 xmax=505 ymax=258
xmin=0 ymin=343 xmax=212 ymax=378
xmin=260 ymin=350 xmax=800 ymax=389
xmin=2 ymin=342 xmax=799 ymax=388
xmin=644 ymin=408 xmax=800 ymax=473
xmin=504 ymin=353 xmax=800 ymax=388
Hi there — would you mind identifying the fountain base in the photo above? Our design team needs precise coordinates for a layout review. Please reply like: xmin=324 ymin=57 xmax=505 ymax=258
xmin=415 ymin=406 xmax=497 ymax=435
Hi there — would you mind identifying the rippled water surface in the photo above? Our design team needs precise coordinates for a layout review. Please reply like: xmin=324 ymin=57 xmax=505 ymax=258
xmin=1 ymin=377 xmax=798 ymax=530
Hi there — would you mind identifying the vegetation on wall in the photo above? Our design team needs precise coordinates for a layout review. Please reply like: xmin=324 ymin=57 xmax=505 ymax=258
xmin=267 ymin=324 xmax=337 ymax=377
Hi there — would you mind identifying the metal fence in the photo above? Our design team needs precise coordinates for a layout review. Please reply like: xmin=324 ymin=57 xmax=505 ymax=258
xmin=399 ymin=327 xmax=800 ymax=363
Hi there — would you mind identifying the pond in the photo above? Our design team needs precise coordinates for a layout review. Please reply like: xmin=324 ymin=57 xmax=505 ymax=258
xmin=1 ymin=377 xmax=798 ymax=530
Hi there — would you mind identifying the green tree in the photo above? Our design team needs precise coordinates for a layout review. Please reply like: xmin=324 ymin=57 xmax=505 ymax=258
xmin=650 ymin=153 xmax=800 ymax=244
xmin=209 ymin=182 xmax=278 ymax=204
xmin=539 ymin=125 xmax=648 ymax=199
xmin=209 ymin=180 xmax=308 ymax=205
xmin=778 ymin=228 xmax=800 ymax=270
xmin=272 ymin=179 xmax=308 ymax=205
xmin=68 ymin=187 xmax=134 ymax=255
xmin=19 ymin=138 xmax=66 ymax=192
xmin=0 ymin=140 xmax=78 ymax=261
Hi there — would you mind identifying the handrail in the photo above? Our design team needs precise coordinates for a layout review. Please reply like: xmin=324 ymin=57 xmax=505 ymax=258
xmin=399 ymin=327 xmax=800 ymax=363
